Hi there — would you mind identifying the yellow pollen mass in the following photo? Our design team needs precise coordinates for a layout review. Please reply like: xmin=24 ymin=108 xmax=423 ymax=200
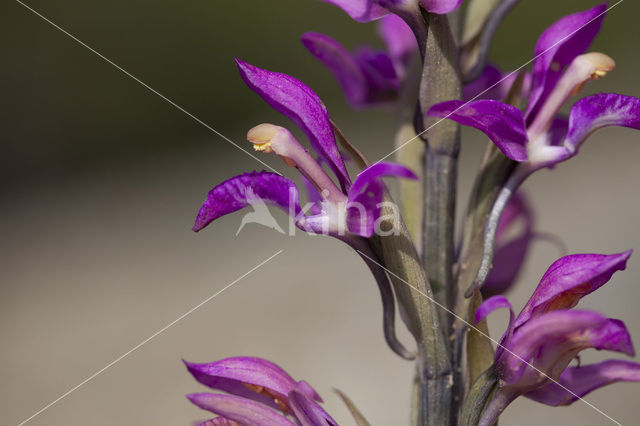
xmin=252 ymin=141 xmax=273 ymax=153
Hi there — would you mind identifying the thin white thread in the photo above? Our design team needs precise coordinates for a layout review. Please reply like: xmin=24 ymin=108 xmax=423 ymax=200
xmin=16 ymin=250 xmax=284 ymax=426
xmin=15 ymin=0 xmax=280 ymax=175
xmin=356 ymin=249 xmax=623 ymax=425
xmin=375 ymin=0 xmax=624 ymax=164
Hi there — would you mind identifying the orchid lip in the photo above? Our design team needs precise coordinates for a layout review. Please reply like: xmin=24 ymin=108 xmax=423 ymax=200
xmin=246 ymin=123 xmax=347 ymax=204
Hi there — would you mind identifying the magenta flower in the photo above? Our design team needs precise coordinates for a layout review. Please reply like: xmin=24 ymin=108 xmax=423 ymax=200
xmin=301 ymin=15 xmax=416 ymax=107
xmin=474 ymin=251 xmax=640 ymax=424
xmin=193 ymin=59 xmax=417 ymax=239
xmin=192 ymin=59 xmax=417 ymax=359
xmin=185 ymin=357 xmax=337 ymax=426
xmin=428 ymin=4 xmax=640 ymax=169
xmin=317 ymin=0 xmax=464 ymax=23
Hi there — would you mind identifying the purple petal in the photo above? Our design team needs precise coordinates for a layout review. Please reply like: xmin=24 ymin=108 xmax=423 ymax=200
xmin=184 ymin=357 xmax=322 ymax=411
xmin=346 ymin=162 xmax=417 ymax=237
xmin=354 ymin=47 xmax=399 ymax=103
xmin=514 ymin=251 xmax=632 ymax=328
xmin=289 ymin=389 xmax=338 ymax=426
xmin=565 ymin=93 xmax=640 ymax=152
xmin=464 ymin=65 xmax=532 ymax=104
xmin=316 ymin=0 xmax=389 ymax=22
xmin=419 ymin=0 xmax=464 ymax=14
xmin=301 ymin=32 xmax=369 ymax=106
xmin=483 ymin=237 xmax=531 ymax=297
xmin=549 ymin=116 xmax=569 ymax=146
xmin=475 ymin=295 xmax=512 ymax=323
xmin=187 ymin=393 xmax=295 ymax=426
xmin=589 ymin=318 xmax=635 ymax=356
xmin=524 ymin=360 xmax=640 ymax=406
xmin=192 ymin=172 xmax=300 ymax=232
xmin=236 ymin=59 xmax=351 ymax=189
xmin=300 ymin=175 xmax=323 ymax=216
xmin=197 ymin=418 xmax=242 ymax=426
xmin=501 ymin=311 xmax=633 ymax=386
xmin=378 ymin=14 xmax=417 ymax=70
xmin=474 ymin=295 xmax=515 ymax=359
xmin=427 ymin=100 xmax=529 ymax=161
xmin=500 ymin=310 xmax=605 ymax=385
xmin=525 ymin=4 xmax=607 ymax=123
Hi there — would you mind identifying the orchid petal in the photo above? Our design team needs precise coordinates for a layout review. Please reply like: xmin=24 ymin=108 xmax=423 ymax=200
xmin=524 ymin=360 xmax=640 ymax=406
xmin=197 ymin=418 xmax=242 ymax=426
xmin=525 ymin=4 xmax=607 ymax=122
xmin=483 ymin=237 xmax=530 ymax=297
xmin=549 ymin=116 xmax=569 ymax=146
xmin=346 ymin=162 xmax=417 ymax=237
xmin=378 ymin=14 xmax=418 ymax=71
xmin=316 ymin=0 xmax=389 ymax=22
xmin=289 ymin=389 xmax=338 ymax=426
xmin=192 ymin=172 xmax=300 ymax=232
xmin=301 ymin=32 xmax=369 ymax=106
xmin=184 ymin=357 xmax=322 ymax=412
xmin=419 ymin=0 xmax=464 ymax=14
xmin=428 ymin=100 xmax=529 ymax=161
xmin=501 ymin=311 xmax=633 ymax=386
xmin=565 ymin=93 xmax=640 ymax=152
xmin=186 ymin=393 xmax=295 ymax=426
xmin=475 ymin=295 xmax=515 ymax=359
xmin=236 ymin=59 xmax=351 ymax=189
xmin=514 ymin=251 xmax=632 ymax=328
xmin=354 ymin=47 xmax=399 ymax=102
xmin=300 ymin=175 xmax=323 ymax=216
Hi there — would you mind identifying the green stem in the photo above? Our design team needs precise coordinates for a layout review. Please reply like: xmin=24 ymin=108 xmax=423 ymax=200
xmin=418 ymin=10 xmax=461 ymax=426
xmin=420 ymin=12 xmax=461 ymax=319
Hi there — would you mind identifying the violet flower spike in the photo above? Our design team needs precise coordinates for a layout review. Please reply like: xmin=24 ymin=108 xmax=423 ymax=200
xmin=474 ymin=251 xmax=640 ymax=425
xmin=193 ymin=60 xmax=418 ymax=359
xmin=185 ymin=357 xmax=337 ymax=426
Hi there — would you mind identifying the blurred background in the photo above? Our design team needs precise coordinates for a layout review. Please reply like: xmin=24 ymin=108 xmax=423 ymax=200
xmin=2 ymin=0 xmax=640 ymax=424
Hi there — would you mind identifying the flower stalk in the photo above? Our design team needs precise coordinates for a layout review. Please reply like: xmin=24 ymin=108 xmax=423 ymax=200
xmin=416 ymin=8 xmax=461 ymax=426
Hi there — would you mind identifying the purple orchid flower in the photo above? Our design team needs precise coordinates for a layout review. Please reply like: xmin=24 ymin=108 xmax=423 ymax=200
xmin=301 ymin=15 xmax=416 ymax=107
xmin=194 ymin=59 xmax=417 ymax=239
xmin=185 ymin=356 xmax=337 ymax=426
xmin=192 ymin=59 xmax=418 ymax=359
xmin=429 ymin=4 xmax=640 ymax=170
xmin=429 ymin=4 xmax=640 ymax=291
xmin=474 ymin=251 xmax=640 ymax=424
xmin=317 ymin=0 xmax=464 ymax=22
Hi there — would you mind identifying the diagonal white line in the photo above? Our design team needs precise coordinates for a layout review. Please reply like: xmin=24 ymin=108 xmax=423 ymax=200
xmin=16 ymin=249 xmax=284 ymax=426
xmin=15 ymin=0 xmax=280 ymax=175
xmin=356 ymin=249 xmax=623 ymax=426
xmin=375 ymin=0 xmax=624 ymax=164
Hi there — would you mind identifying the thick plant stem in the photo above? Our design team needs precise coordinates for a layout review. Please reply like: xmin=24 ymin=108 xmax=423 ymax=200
xmin=418 ymin=11 xmax=461 ymax=426
xmin=420 ymin=12 xmax=461 ymax=316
